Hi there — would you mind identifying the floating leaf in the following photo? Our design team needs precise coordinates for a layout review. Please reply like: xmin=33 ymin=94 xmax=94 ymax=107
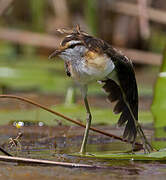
xmin=73 ymin=149 xmax=166 ymax=161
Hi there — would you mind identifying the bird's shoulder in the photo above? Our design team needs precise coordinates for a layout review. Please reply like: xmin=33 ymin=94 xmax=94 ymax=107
xmin=81 ymin=35 xmax=133 ymax=67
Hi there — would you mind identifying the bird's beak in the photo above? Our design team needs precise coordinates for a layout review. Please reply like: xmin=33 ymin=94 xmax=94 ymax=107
xmin=49 ymin=44 xmax=69 ymax=59
xmin=49 ymin=49 xmax=63 ymax=59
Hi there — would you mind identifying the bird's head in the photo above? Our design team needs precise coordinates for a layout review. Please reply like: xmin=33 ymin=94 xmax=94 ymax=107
xmin=49 ymin=25 xmax=89 ymax=62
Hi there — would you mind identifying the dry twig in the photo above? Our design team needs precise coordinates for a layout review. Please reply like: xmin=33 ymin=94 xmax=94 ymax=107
xmin=0 ymin=155 xmax=101 ymax=168
xmin=0 ymin=147 xmax=12 ymax=156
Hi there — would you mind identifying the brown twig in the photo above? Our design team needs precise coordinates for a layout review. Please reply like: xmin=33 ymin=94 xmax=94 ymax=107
xmin=0 ymin=147 xmax=12 ymax=156
xmin=0 ymin=155 xmax=101 ymax=168
xmin=0 ymin=94 xmax=143 ymax=149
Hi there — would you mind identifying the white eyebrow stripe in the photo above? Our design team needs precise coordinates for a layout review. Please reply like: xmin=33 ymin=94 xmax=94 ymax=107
xmin=66 ymin=34 xmax=72 ymax=38
xmin=68 ymin=40 xmax=82 ymax=46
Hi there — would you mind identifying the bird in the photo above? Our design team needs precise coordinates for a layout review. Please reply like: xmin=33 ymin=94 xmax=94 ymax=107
xmin=49 ymin=25 xmax=153 ymax=154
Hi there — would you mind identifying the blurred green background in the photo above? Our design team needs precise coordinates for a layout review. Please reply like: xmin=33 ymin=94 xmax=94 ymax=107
xmin=0 ymin=0 xmax=165 ymax=127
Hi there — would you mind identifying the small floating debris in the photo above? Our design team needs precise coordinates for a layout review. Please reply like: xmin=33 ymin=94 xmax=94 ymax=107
xmin=15 ymin=121 xmax=24 ymax=129
xmin=11 ymin=120 xmax=45 ymax=127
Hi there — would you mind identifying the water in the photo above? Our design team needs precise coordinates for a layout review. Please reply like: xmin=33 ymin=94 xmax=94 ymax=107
xmin=0 ymin=124 xmax=165 ymax=180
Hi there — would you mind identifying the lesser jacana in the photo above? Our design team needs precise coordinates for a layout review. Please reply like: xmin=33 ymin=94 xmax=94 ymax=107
xmin=49 ymin=25 xmax=152 ymax=154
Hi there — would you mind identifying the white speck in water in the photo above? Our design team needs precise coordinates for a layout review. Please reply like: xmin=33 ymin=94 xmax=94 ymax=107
xmin=13 ymin=122 xmax=16 ymax=126
xmin=18 ymin=121 xmax=24 ymax=127
xmin=38 ymin=122 xmax=44 ymax=126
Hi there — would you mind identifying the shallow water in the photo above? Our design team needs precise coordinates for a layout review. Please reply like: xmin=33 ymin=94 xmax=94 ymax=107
xmin=0 ymin=124 xmax=165 ymax=180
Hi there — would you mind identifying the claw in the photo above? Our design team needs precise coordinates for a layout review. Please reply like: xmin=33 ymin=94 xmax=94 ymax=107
xmin=137 ymin=125 xmax=153 ymax=153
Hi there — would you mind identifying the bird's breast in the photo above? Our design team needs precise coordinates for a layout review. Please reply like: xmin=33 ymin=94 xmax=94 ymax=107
xmin=85 ymin=51 xmax=109 ymax=70
xmin=69 ymin=51 xmax=115 ymax=84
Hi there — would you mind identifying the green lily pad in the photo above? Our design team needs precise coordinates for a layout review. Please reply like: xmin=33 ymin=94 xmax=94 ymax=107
xmin=74 ymin=149 xmax=166 ymax=161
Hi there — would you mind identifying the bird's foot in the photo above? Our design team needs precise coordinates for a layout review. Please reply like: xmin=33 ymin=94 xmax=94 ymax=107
xmin=142 ymin=139 xmax=153 ymax=154
xmin=78 ymin=151 xmax=95 ymax=156
xmin=137 ymin=124 xmax=153 ymax=153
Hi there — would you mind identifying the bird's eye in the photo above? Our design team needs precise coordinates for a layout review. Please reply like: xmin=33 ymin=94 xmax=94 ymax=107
xmin=68 ymin=44 xmax=78 ymax=49
xmin=69 ymin=43 xmax=83 ymax=49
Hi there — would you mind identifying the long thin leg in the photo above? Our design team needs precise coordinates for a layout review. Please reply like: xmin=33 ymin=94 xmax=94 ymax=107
xmin=80 ymin=87 xmax=92 ymax=154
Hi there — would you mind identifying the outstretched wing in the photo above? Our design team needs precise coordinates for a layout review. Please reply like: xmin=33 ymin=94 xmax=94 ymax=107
xmin=102 ymin=49 xmax=138 ymax=142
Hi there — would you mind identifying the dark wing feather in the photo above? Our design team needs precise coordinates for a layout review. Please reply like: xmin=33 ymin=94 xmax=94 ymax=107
xmin=103 ymin=49 xmax=138 ymax=142
xmin=116 ymin=57 xmax=138 ymax=142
